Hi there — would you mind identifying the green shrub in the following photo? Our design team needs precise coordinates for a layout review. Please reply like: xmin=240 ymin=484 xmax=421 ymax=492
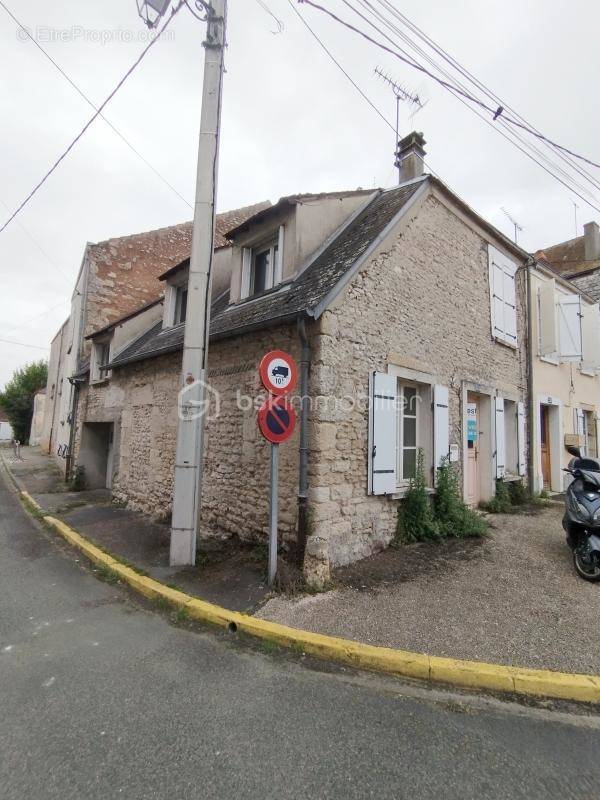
xmin=508 ymin=480 xmax=528 ymax=506
xmin=433 ymin=458 xmax=487 ymax=538
xmin=396 ymin=449 xmax=440 ymax=543
xmin=480 ymin=479 xmax=512 ymax=513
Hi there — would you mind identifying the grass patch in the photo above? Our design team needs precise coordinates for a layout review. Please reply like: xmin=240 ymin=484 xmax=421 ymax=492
xmin=154 ymin=595 xmax=172 ymax=612
xmin=171 ymin=606 xmax=190 ymax=625
xmin=95 ymin=564 xmax=120 ymax=585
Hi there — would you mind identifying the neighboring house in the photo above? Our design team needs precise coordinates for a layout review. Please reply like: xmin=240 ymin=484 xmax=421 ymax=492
xmin=40 ymin=202 xmax=269 ymax=474
xmin=537 ymin=220 xmax=600 ymax=300
xmin=77 ymin=132 xmax=530 ymax=585
xmin=28 ymin=389 xmax=46 ymax=446
xmin=531 ymin=224 xmax=600 ymax=491
xmin=0 ymin=409 xmax=13 ymax=442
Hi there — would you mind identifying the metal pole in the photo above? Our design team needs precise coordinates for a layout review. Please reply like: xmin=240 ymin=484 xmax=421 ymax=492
xmin=269 ymin=443 xmax=279 ymax=586
xmin=170 ymin=0 xmax=227 ymax=566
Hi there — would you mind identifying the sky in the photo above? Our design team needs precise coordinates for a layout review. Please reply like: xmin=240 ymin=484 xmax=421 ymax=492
xmin=0 ymin=0 xmax=599 ymax=389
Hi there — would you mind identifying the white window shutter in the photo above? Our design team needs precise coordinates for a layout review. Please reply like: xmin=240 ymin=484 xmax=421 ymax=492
xmin=595 ymin=412 xmax=600 ymax=458
xmin=539 ymin=279 xmax=557 ymax=355
xmin=503 ymin=266 xmax=517 ymax=344
xmin=241 ymin=248 xmax=251 ymax=299
xmin=274 ymin=225 xmax=284 ymax=285
xmin=581 ymin=302 xmax=600 ymax=371
xmin=489 ymin=250 xmax=505 ymax=340
xmin=488 ymin=246 xmax=518 ymax=345
xmin=575 ymin=407 xmax=585 ymax=436
xmin=369 ymin=372 xmax=397 ymax=495
xmin=517 ymin=401 xmax=526 ymax=477
xmin=433 ymin=384 xmax=449 ymax=476
xmin=558 ymin=294 xmax=582 ymax=360
xmin=495 ymin=397 xmax=506 ymax=479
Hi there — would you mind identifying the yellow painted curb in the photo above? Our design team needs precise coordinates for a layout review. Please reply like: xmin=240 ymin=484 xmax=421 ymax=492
xmin=21 ymin=491 xmax=43 ymax=513
xmin=38 ymin=517 xmax=600 ymax=704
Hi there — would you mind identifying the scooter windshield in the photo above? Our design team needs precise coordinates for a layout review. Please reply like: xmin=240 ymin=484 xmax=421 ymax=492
xmin=579 ymin=469 xmax=600 ymax=488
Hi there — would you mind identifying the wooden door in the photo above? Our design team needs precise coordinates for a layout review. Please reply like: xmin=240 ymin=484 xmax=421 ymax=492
xmin=466 ymin=399 xmax=480 ymax=506
xmin=540 ymin=405 xmax=551 ymax=489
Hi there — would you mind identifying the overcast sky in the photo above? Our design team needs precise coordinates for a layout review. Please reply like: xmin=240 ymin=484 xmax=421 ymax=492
xmin=1 ymin=0 xmax=599 ymax=389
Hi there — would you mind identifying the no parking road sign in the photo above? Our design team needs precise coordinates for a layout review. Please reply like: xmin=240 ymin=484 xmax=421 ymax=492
xmin=259 ymin=350 xmax=298 ymax=396
xmin=258 ymin=396 xmax=296 ymax=444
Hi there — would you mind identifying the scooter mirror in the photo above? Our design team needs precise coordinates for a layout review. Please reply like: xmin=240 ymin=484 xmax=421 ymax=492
xmin=566 ymin=444 xmax=582 ymax=458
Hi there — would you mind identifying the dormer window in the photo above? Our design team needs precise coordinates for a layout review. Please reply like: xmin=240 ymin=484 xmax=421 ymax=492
xmin=241 ymin=226 xmax=284 ymax=300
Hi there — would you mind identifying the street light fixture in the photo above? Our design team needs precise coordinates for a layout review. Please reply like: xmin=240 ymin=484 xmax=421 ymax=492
xmin=136 ymin=0 xmax=173 ymax=28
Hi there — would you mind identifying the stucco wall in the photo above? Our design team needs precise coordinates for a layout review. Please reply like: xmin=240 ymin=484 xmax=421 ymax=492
xmin=305 ymin=190 xmax=528 ymax=580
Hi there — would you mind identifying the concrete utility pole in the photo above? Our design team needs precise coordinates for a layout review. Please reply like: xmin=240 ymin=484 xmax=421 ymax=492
xmin=170 ymin=0 xmax=227 ymax=565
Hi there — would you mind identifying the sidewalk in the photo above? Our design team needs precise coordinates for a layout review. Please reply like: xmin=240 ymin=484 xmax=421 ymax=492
xmin=4 ymin=446 xmax=271 ymax=612
xmin=4 ymin=446 xmax=599 ymax=675
xmin=258 ymin=507 xmax=600 ymax=675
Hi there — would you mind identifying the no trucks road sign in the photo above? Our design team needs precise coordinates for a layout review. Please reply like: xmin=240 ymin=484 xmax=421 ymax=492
xmin=259 ymin=350 xmax=298 ymax=396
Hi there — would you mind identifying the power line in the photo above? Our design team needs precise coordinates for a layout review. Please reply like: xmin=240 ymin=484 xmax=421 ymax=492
xmin=299 ymin=0 xmax=600 ymax=171
xmin=375 ymin=0 xmax=600 ymax=196
xmin=0 ymin=1 xmax=192 ymax=212
xmin=0 ymin=337 xmax=50 ymax=351
xmin=349 ymin=0 xmax=600 ymax=214
xmin=0 ymin=0 xmax=186 ymax=236
xmin=288 ymin=0 xmax=442 ymax=179
xmin=1 ymin=299 xmax=70 ymax=337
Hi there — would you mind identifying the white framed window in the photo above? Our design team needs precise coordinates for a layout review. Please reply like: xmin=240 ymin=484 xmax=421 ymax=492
xmin=241 ymin=225 xmax=284 ymax=300
xmin=558 ymin=293 xmax=582 ymax=361
xmin=91 ymin=340 xmax=111 ymax=384
xmin=488 ymin=245 xmax=518 ymax=347
xmin=397 ymin=382 xmax=419 ymax=483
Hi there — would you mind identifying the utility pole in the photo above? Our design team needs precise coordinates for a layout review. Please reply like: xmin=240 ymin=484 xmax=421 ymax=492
xmin=137 ymin=0 xmax=227 ymax=566
xmin=171 ymin=0 xmax=227 ymax=566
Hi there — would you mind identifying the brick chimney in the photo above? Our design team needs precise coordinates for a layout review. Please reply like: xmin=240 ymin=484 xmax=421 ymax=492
xmin=584 ymin=221 xmax=600 ymax=261
xmin=396 ymin=131 xmax=426 ymax=183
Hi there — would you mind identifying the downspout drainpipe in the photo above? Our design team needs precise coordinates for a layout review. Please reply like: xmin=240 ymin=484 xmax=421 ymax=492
xmin=297 ymin=315 xmax=311 ymax=566
xmin=525 ymin=256 xmax=535 ymax=492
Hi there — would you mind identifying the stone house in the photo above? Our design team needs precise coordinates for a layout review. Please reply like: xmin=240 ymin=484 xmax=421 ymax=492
xmin=78 ymin=133 xmax=530 ymax=584
xmin=40 ymin=203 xmax=269 ymax=475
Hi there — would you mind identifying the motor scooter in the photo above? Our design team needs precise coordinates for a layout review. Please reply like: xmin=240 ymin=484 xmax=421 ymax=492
xmin=562 ymin=444 xmax=600 ymax=582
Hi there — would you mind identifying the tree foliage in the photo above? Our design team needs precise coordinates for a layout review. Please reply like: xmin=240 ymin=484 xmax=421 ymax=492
xmin=0 ymin=360 xmax=47 ymax=443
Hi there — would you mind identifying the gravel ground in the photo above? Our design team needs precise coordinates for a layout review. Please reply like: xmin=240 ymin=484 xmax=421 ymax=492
xmin=258 ymin=507 xmax=600 ymax=674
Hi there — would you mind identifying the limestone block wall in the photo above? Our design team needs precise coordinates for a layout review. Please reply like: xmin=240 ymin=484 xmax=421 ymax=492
xmin=74 ymin=326 xmax=310 ymax=546
xmin=305 ymin=192 xmax=528 ymax=577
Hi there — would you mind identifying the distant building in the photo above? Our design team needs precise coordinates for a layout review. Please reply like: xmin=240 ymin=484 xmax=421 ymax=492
xmin=0 ymin=409 xmax=13 ymax=442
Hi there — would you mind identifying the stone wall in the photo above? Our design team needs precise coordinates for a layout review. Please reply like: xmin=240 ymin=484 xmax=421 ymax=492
xmin=304 ymin=190 xmax=528 ymax=582
xmin=75 ymin=325 xmax=310 ymax=547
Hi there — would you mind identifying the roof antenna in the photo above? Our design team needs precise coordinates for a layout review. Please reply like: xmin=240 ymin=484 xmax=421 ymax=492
xmin=501 ymin=207 xmax=523 ymax=245
xmin=572 ymin=200 xmax=579 ymax=237
xmin=374 ymin=67 xmax=426 ymax=185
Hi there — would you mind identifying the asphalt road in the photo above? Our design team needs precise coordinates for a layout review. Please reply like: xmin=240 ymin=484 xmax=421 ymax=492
xmin=1 ymin=465 xmax=600 ymax=800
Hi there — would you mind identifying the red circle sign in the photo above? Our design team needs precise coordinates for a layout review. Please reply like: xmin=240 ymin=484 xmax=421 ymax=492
xmin=259 ymin=350 xmax=298 ymax=396
xmin=258 ymin=396 xmax=297 ymax=444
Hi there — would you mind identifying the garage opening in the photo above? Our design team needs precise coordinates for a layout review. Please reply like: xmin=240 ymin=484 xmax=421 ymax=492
xmin=78 ymin=422 xmax=115 ymax=489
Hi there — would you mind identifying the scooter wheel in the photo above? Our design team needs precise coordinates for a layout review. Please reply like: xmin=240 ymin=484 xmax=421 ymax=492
xmin=573 ymin=549 xmax=600 ymax=582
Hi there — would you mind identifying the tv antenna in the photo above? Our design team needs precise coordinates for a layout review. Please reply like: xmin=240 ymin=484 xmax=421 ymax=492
xmin=374 ymin=67 xmax=426 ymax=184
xmin=572 ymin=200 xmax=579 ymax=237
xmin=501 ymin=207 xmax=523 ymax=245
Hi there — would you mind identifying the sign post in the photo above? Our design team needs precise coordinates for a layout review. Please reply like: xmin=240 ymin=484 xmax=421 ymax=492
xmin=268 ymin=444 xmax=279 ymax=587
xmin=258 ymin=351 xmax=298 ymax=586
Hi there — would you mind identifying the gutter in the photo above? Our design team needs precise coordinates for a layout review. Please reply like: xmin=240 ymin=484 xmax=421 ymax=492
xmin=526 ymin=257 xmax=535 ymax=492
xmin=296 ymin=315 xmax=311 ymax=565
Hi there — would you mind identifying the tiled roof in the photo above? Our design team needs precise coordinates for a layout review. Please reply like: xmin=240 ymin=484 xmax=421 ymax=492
xmin=536 ymin=236 xmax=600 ymax=277
xmin=109 ymin=181 xmax=425 ymax=369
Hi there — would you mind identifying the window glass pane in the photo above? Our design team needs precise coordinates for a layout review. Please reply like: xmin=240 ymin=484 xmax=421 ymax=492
xmin=178 ymin=289 xmax=188 ymax=323
xmin=403 ymin=448 xmax=416 ymax=480
xmin=403 ymin=415 xmax=416 ymax=447
xmin=252 ymin=249 xmax=270 ymax=295
xmin=403 ymin=386 xmax=417 ymax=416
